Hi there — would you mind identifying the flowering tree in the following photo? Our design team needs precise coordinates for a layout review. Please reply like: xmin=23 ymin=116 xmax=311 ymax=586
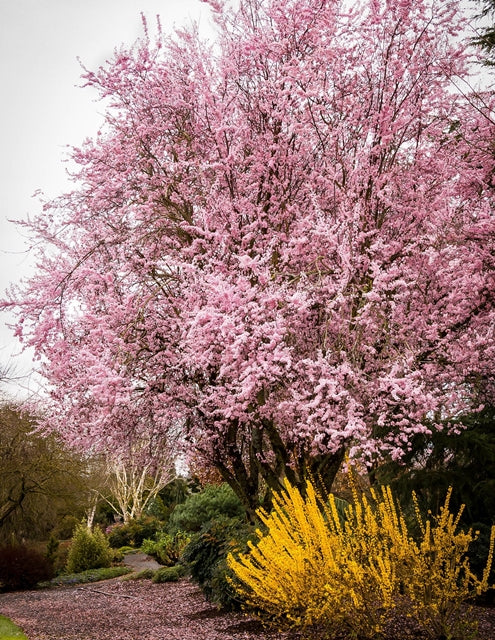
xmin=4 ymin=0 xmax=495 ymax=516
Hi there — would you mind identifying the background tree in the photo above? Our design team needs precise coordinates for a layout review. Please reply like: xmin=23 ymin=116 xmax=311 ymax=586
xmin=0 ymin=404 xmax=92 ymax=542
xmin=473 ymin=0 xmax=495 ymax=62
xmin=99 ymin=437 xmax=176 ymax=523
xmin=4 ymin=0 xmax=495 ymax=516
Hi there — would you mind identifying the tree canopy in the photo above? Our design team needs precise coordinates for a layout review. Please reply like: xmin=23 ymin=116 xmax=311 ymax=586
xmin=0 ymin=404 xmax=91 ymax=541
xmin=4 ymin=0 xmax=495 ymax=514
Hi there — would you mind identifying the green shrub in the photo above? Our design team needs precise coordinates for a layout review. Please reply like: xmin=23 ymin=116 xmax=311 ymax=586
xmin=66 ymin=524 xmax=112 ymax=574
xmin=167 ymin=483 xmax=244 ymax=534
xmin=117 ymin=545 xmax=136 ymax=555
xmin=141 ymin=531 xmax=191 ymax=565
xmin=107 ymin=516 xmax=162 ymax=548
xmin=182 ymin=516 xmax=254 ymax=610
xmin=48 ymin=539 xmax=71 ymax=576
xmin=45 ymin=534 xmax=59 ymax=562
xmin=152 ymin=565 xmax=186 ymax=583
xmin=0 ymin=544 xmax=54 ymax=591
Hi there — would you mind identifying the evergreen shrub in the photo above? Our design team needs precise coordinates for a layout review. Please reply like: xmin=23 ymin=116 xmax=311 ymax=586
xmin=167 ymin=483 xmax=244 ymax=534
xmin=228 ymin=478 xmax=495 ymax=640
xmin=66 ymin=523 xmax=112 ymax=574
xmin=0 ymin=544 xmax=54 ymax=591
xmin=182 ymin=515 xmax=254 ymax=609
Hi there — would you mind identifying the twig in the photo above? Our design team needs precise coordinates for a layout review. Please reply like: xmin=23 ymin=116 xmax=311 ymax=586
xmin=76 ymin=586 xmax=138 ymax=599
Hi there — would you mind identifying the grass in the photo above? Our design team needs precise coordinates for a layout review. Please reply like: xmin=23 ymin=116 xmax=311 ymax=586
xmin=0 ymin=615 xmax=28 ymax=640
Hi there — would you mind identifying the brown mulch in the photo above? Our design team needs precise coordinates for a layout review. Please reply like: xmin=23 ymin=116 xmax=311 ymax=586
xmin=0 ymin=578 xmax=287 ymax=640
xmin=0 ymin=576 xmax=494 ymax=640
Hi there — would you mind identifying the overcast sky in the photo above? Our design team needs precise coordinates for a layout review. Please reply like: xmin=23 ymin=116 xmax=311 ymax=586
xmin=0 ymin=0 xmax=214 ymax=397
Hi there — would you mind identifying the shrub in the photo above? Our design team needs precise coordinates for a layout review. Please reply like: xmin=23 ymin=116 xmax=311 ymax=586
xmin=0 ymin=544 xmax=54 ymax=591
xmin=141 ymin=531 xmax=191 ymax=565
xmin=107 ymin=516 xmax=162 ymax=548
xmin=182 ymin=516 xmax=254 ymax=610
xmin=152 ymin=565 xmax=186 ymax=583
xmin=167 ymin=484 xmax=244 ymax=534
xmin=48 ymin=539 xmax=71 ymax=576
xmin=228 ymin=478 xmax=495 ymax=640
xmin=404 ymin=490 xmax=495 ymax=640
xmin=66 ymin=523 xmax=112 ymax=574
xmin=45 ymin=533 xmax=59 ymax=562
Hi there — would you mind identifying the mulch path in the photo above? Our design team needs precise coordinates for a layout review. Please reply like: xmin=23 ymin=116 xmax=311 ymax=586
xmin=0 ymin=578 xmax=287 ymax=640
xmin=0 ymin=575 xmax=494 ymax=640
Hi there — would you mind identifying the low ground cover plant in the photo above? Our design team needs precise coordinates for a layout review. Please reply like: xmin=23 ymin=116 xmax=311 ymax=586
xmin=43 ymin=566 xmax=131 ymax=587
xmin=228 ymin=478 xmax=495 ymax=640
xmin=152 ymin=565 xmax=186 ymax=583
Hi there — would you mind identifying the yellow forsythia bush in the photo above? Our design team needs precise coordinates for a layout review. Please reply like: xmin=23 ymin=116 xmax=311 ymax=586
xmin=405 ymin=489 xmax=494 ymax=640
xmin=227 ymin=478 xmax=494 ymax=640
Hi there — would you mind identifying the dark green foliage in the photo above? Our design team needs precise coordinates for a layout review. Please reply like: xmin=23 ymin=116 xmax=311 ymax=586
xmin=92 ymin=500 xmax=119 ymax=529
xmin=375 ymin=407 xmax=495 ymax=524
xmin=472 ymin=0 xmax=495 ymax=63
xmin=141 ymin=531 xmax=191 ymax=566
xmin=107 ymin=516 xmax=162 ymax=548
xmin=146 ymin=477 xmax=197 ymax=522
xmin=375 ymin=406 xmax=495 ymax=593
xmin=152 ymin=565 xmax=186 ymax=583
xmin=48 ymin=540 xmax=71 ymax=576
xmin=167 ymin=483 xmax=244 ymax=534
xmin=181 ymin=516 xmax=254 ymax=610
xmin=145 ymin=495 xmax=169 ymax=521
xmin=66 ymin=524 xmax=112 ymax=574
xmin=0 ymin=544 xmax=54 ymax=591
xmin=45 ymin=533 xmax=59 ymax=562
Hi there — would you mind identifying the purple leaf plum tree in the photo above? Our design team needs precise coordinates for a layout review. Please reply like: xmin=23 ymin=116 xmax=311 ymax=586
xmin=4 ymin=0 xmax=495 ymax=516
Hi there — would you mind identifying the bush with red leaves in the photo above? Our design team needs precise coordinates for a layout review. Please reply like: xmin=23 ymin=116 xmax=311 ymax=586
xmin=0 ymin=544 xmax=54 ymax=591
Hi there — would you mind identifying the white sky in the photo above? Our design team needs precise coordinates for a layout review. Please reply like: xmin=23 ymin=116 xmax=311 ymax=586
xmin=0 ymin=0 xmax=213 ymax=397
